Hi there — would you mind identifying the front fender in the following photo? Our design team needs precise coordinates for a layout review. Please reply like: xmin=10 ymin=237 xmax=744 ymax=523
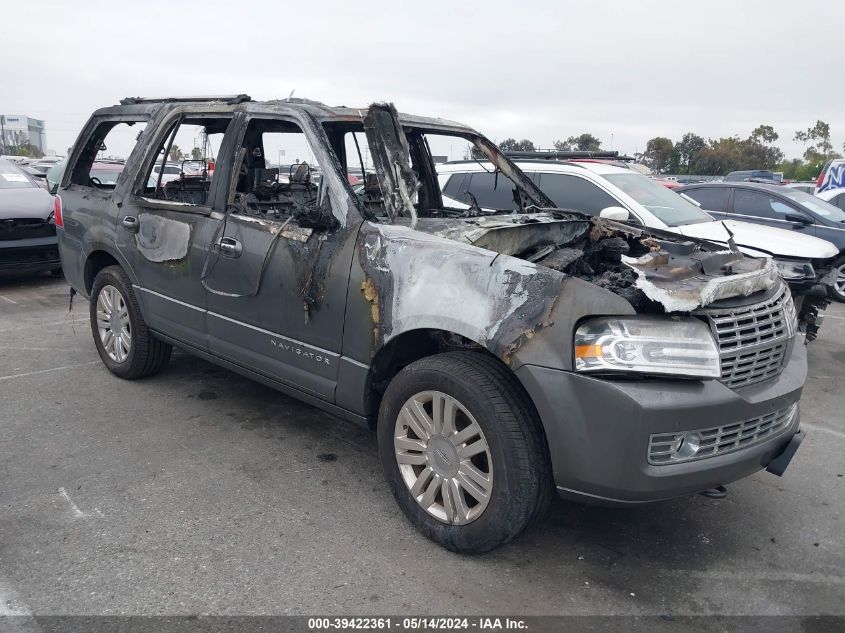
xmin=346 ymin=222 xmax=636 ymax=372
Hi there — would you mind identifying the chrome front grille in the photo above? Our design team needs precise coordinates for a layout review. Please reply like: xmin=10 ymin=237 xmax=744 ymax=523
xmin=706 ymin=284 xmax=796 ymax=389
xmin=648 ymin=403 xmax=798 ymax=465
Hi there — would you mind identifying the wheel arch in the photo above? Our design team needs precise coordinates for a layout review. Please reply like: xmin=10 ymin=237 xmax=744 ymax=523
xmin=83 ymin=245 xmax=135 ymax=295
xmin=364 ymin=328 xmax=505 ymax=429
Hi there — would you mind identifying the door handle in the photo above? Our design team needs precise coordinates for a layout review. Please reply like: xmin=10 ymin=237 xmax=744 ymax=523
xmin=121 ymin=216 xmax=139 ymax=233
xmin=216 ymin=236 xmax=243 ymax=258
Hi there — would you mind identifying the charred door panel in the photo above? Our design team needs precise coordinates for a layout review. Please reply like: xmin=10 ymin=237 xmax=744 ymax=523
xmin=202 ymin=110 xmax=361 ymax=402
xmin=202 ymin=214 xmax=282 ymax=297
xmin=115 ymin=199 xmax=215 ymax=349
xmin=205 ymin=223 xmax=359 ymax=401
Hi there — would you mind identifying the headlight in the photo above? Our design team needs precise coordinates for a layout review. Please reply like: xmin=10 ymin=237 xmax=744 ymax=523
xmin=574 ymin=317 xmax=720 ymax=378
xmin=774 ymin=259 xmax=815 ymax=281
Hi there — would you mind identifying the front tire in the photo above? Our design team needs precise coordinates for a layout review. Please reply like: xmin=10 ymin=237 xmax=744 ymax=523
xmin=90 ymin=265 xmax=172 ymax=379
xmin=377 ymin=351 xmax=552 ymax=553
xmin=828 ymin=256 xmax=845 ymax=303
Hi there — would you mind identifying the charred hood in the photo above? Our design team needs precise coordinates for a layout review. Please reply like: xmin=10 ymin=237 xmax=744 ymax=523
xmin=412 ymin=212 xmax=779 ymax=313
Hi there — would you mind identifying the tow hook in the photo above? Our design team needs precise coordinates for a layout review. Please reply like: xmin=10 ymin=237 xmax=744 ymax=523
xmin=699 ymin=485 xmax=727 ymax=499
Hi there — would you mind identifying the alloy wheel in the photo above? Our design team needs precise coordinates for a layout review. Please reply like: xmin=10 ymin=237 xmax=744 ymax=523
xmin=394 ymin=390 xmax=493 ymax=525
xmin=835 ymin=262 xmax=845 ymax=300
xmin=96 ymin=284 xmax=131 ymax=362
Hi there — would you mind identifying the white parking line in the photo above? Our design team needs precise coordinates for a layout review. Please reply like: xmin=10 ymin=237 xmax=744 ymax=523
xmin=825 ymin=314 xmax=845 ymax=321
xmin=0 ymin=346 xmax=80 ymax=352
xmin=0 ymin=360 xmax=99 ymax=382
xmin=0 ymin=295 xmax=18 ymax=304
xmin=58 ymin=487 xmax=86 ymax=519
xmin=0 ymin=317 xmax=84 ymax=334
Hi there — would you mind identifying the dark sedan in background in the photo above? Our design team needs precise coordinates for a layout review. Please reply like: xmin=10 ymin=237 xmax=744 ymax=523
xmin=0 ymin=159 xmax=61 ymax=276
xmin=679 ymin=182 xmax=845 ymax=302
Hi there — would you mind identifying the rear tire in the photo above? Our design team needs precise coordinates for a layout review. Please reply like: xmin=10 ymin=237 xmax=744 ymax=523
xmin=828 ymin=255 xmax=845 ymax=303
xmin=377 ymin=351 xmax=553 ymax=554
xmin=89 ymin=265 xmax=172 ymax=379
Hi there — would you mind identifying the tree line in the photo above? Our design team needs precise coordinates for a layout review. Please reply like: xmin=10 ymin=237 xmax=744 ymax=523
xmin=495 ymin=121 xmax=842 ymax=180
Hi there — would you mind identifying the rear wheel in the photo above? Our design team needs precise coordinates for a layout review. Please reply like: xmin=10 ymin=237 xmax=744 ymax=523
xmin=89 ymin=265 xmax=171 ymax=379
xmin=377 ymin=351 xmax=552 ymax=553
xmin=829 ymin=256 xmax=845 ymax=303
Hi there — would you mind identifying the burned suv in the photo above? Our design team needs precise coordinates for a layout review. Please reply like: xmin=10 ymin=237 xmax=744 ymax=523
xmin=56 ymin=96 xmax=806 ymax=553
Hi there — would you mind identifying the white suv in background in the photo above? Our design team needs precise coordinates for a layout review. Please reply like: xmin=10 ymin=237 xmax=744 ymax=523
xmin=438 ymin=159 xmax=837 ymax=263
xmin=438 ymin=158 xmax=839 ymax=339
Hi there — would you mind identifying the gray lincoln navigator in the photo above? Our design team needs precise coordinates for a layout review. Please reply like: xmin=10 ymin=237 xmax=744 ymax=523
xmin=56 ymin=96 xmax=806 ymax=553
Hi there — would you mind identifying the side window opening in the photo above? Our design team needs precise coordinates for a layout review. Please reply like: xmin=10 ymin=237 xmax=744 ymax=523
xmin=139 ymin=115 xmax=230 ymax=207
xmin=227 ymin=118 xmax=334 ymax=229
xmin=69 ymin=119 xmax=147 ymax=188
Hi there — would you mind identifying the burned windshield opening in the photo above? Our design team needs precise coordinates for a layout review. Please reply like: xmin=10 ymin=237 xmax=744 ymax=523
xmin=322 ymin=118 xmax=548 ymax=223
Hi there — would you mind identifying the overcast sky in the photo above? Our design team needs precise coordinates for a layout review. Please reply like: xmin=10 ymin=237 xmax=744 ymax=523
xmin=4 ymin=0 xmax=843 ymax=159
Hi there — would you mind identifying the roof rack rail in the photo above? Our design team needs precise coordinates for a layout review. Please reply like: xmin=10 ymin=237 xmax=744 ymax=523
xmin=505 ymin=150 xmax=636 ymax=162
xmin=119 ymin=94 xmax=252 ymax=106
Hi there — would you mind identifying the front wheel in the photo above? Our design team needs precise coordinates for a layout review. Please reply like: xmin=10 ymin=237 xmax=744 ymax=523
xmin=828 ymin=256 xmax=845 ymax=303
xmin=377 ymin=352 xmax=552 ymax=553
xmin=90 ymin=265 xmax=172 ymax=379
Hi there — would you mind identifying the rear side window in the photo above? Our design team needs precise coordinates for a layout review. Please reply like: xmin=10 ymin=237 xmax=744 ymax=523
xmin=537 ymin=173 xmax=619 ymax=215
xmin=69 ymin=119 xmax=147 ymax=188
xmin=140 ymin=115 xmax=231 ymax=207
xmin=683 ymin=187 xmax=729 ymax=212
xmin=442 ymin=173 xmax=468 ymax=200
xmin=442 ymin=171 xmax=521 ymax=211
xmin=832 ymin=193 xmax=845 ymax=211
xmin=467 ymin=172 xmax=520 ymax=211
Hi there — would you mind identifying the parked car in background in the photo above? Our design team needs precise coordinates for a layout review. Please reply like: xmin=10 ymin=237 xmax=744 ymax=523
xmin=678 ymin=182 xmax=845 ymax=303
xmin=816 ymin=187 xmax=845 ymax=211
xmin=150 ymin=162 xmax=183 ymax=185
xmin=55 ymin=96 xmax=808 ymax=553
xmin=45 ymin=160 xmax=124 ymax=194
xmin=653 ymin=178 xmax=683 ymax=189
xmin=438 ymin=159 xmax=838 ymax=338
xmin=0 ymin=158 xmax=61 ymax=276
xmin=725 ymin=169 xmax=775 ymax=182
xmin=19 ymin=165 xmax=51 ymax=190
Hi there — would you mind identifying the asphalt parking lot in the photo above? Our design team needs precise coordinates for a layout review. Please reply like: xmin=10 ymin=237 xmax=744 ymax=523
xmin=1 ymin=273 xmax=843 ymax=617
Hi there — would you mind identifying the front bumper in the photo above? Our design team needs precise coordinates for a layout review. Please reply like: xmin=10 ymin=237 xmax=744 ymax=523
xmin=516 ymin=339 xmax=806 ymax=505
xmin=0 ymin=236 xmax=61 ymax=272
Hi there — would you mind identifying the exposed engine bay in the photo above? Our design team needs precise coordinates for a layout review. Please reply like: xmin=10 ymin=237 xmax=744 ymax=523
xmin=414 ymin=211 xmax=780 ymax=315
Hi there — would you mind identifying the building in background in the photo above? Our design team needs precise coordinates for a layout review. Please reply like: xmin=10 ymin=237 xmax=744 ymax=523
xmin=0 ymin=115 xmax=47 ymax=155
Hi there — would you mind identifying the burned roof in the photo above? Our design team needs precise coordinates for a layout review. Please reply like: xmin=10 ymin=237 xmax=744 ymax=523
xmin=100 ymin=96 xmax=473 ymax=135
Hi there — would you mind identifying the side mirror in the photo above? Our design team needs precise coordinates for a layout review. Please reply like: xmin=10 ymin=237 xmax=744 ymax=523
xmin=599 ymin=206 xmax=630 ymax=221
xmin=784 ymin=213 xmax=811 ymax=224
